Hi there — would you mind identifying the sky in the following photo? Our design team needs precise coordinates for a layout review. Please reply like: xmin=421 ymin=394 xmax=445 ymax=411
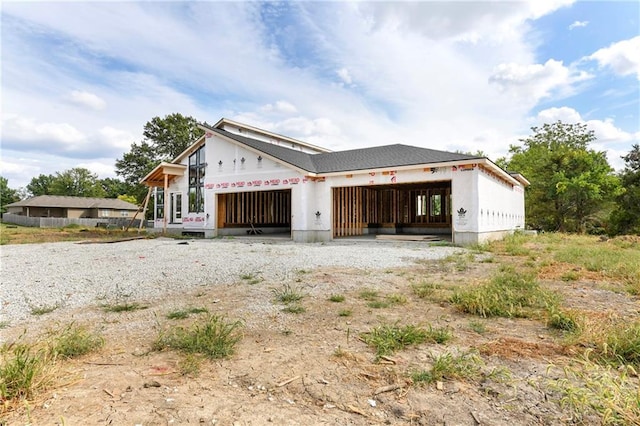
xmin=1 ymin=0 xmax=639 ymax=190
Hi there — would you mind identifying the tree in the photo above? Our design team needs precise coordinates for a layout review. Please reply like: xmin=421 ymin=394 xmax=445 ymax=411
xmin=143 ymin=113 xmax=204 ymax=160
xmin=609 ymin=144 xmax=640 ymax=235
xmin=0 ymin=176 xmax=20 ymax=215
xmin=506 ymin=121 xmax=621 ymax=233
xmin=26 ymin=173 xmax=56 ymax=196
xmin=100 ymin=177 xmax=136 ymax=199
xmin=49 ymin=168 xmax=106 ymax=198
xmin=115 ymin=114 xmax=204 ymax=204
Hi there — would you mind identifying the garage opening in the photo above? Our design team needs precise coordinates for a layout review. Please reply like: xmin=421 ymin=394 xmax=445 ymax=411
xmin=217 ymin=189 xmax=291 ymax=237
xmin=332 ymin=182 xmax=451 ymax=238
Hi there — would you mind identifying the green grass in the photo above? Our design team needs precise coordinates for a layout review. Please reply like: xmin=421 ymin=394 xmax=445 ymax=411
xmin=411 ymin=282 xmax=438 ymax=299
xmin=102 ymin=302 xmax=147 ymax=313
xmin=602 ymin=321 xmax=640 ymax=366
xmin=328 ymin=294 xmax=345 ymax=303
xmin=240 ymin=272 xmax=262 ymax=285
xmin=550 ymin=358 xmax=640 ymax=425
xmin=0 ymin=344 xmax=52 ymax=401
xmin=30 ymin=304 xmax=59 ymax=316
xmin=411 ymin=351 xmax=484 ymax=385
xmin=338 ymin=309 xmax=352 ymax=317
xmin=361 ymin=323 xmax=451 ymax=359
xmin=166 ymin=307 xmax=209 ymax=320
xmin=451 ymin=265 xmax=558 ymax=318
xmin=358 ymin=289 xmax=379 ymax=301
xmin=468 ymin=320 xmax=487 ymax=334
xmin=547 ymin=308 xmax=582 ymax=335
xmin=272 ymin=283 xmax=305 ymax=304
xmin=177 ymin=353 xmax=203 ymax=377
xmin=154 ymin=315 xmax=243 ymax=360
xmin=282 ymin=304 xmax=306 ymax=314
xmin=50 ymin=324 xmax=104 ymax=359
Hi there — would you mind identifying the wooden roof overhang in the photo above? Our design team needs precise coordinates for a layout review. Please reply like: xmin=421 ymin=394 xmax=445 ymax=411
xmin=141 ymin=162 xmax=187 ymax=187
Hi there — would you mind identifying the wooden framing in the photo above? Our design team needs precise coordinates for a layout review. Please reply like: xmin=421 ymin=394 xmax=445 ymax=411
xmin=332 ymin=182 xmax=452 ymax=237
xmin=218 ymin=189 xmax=291 ymax=228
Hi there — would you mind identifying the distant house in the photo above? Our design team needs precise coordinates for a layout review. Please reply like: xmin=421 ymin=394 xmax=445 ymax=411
xmin=141 ymin=118 xmax=529 ymax=245
xmin=4 ymin=195 xmax=139 ymax=219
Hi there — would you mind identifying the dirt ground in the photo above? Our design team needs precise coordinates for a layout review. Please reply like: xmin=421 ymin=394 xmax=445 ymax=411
xmin=2 ymin=245 xmax=638 ymax=425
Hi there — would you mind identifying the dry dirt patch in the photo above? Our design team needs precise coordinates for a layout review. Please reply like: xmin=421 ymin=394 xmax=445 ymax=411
xmin=2 ymin=245 xmax=636 ymax=425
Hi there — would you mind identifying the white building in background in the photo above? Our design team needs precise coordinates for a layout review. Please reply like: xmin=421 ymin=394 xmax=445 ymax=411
xmin=141 ymin=118 xmax=528 ymax=245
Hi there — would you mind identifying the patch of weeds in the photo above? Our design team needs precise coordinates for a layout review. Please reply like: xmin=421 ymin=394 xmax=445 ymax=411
xmin=503 ymin=232 xmax=532 ymax=256
xmin=338 ymin=309 xmax=352 ymax=317
xmin=547 ymin=308 xmax=582 ymax=335
xmin=177 ymin=353 xmax=203 ymax=377
xmin=240 ymin=272 xmax=262 ymax=285
xmin=153 ymin=315 xmax=243 ymax=360
xmin=451 ymin=265 xmax=558 ymax=318
xmin=0 ymin=343 xmax=53 ymax=402
xmin=441 ymin=252 xmax=474 ymax=272
xmin=328 ymin=294 xmax=345 ymax=303
xmin=602 ymin=321 xmax=640 ymax=365
xmin=561 ymin=270 xmax=581 ymax=282
xmin=102 ymin=302 xmax=147 ymax=313
xmin=333 ymin=346 xmax=348 ymax=358
xmin=468 ymin=320 xmax=487 ymax=335
xmin=412 ymin=282 xmax=437 ymax=299
xmin=272 ymin=283 xmax=304 ymax=305
xmin=0 ymin=321 xmax=10 ymax=329
xmin=386 ymin=294 xmax=407 ymax=305
xmin=367 ymin=300 xmax=391 ymax=309
xmin=358 ymin=289 xmax=379 ymax=301
xmin=50 ymin=323 xmax=104 ymax=359
xmin=549 ymin=357 xmax=640 ymax=425
xmin=282 ymin=304 xmax=306 ymax=314
xmin=411 ymin=351 xmax=484 ymax=385
xmin=30 ymin=303 xmax=59 ymax=316
xmin=361 ymin=323 xmax=448 ymax=359
xmin=166 ymin=307 xmax=209 ymax=320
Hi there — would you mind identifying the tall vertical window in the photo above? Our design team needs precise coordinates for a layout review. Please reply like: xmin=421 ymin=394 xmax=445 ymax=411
xmin=416 ymin=194 xmax=427 ymax=216
xmin=189 ymin=146 xmax=206 ymax=213
xmin=156 ymin=188 xmax=164 ymax=219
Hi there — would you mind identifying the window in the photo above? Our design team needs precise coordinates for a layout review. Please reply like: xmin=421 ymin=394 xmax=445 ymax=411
xmin=416 ymin=194 xmax=427 ymax=216
xmin=156 ymin=188 xmax=164 ymax=219
xmin=100 ymin=209 xmax=110 ymax=217
xmin=430 ymin=194 xmax=442 ymax=216
xmin=120 ymin=210 xmax=129 ymax=217
xmin=189 ymin=146 xmax=205 ymax=213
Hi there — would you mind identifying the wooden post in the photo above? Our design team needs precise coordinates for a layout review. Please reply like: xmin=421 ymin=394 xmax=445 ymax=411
xmin=163 ymin=174 xmax=169 ymax=234
xmin=138 ymin=187 xmax=152 ymax=234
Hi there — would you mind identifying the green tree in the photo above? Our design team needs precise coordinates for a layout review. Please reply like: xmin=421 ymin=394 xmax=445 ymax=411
xmin=609 ymin=144 xmax=640 ymax=235
xmin=143 ymin=113 xmax=204 ymax=160
xmin=115 ymin=114 xmax=204 ymax=206
xmin=100 ymin=177 xmax=136 ymax=199
xmin=49 ymin=168 xmax=106 ymax=198
xmin=26 ymin=173 xmax=56 ymax=196
xmin=506 ymin=121 xmax=621 ymax=233
xmin=0 ymin=176 xmax=20 ymax=215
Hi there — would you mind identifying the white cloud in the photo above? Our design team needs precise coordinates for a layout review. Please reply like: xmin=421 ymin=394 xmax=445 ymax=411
xmin=337 ymin=68 xmax=352 ymax=85
xmin=69 ymin=90 xmax=106 ymax=110
xmin=259 ymin=101 xmax=298 ymax=115
xmin=588 ymin=36 xmax=640 ymax=80
xmin=568 ymin=20 xmax=588 ymax=30
xmin=489 ymin=59 xmax=591 ymax=101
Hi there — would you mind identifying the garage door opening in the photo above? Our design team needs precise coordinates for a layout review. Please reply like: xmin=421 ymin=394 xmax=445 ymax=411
xmin=332 ymin=182 xmax=451 ymax=239
xmin=217 ymin=189 xmax=291 ymax=237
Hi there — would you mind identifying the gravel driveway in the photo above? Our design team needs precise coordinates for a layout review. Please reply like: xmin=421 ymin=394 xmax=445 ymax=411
xmin=0 ymin=237 xmax=460 ymax=327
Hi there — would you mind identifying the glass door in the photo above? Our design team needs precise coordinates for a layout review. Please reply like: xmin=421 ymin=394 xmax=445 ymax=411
xmin=171 ymin=193 xmax=182 ymax=223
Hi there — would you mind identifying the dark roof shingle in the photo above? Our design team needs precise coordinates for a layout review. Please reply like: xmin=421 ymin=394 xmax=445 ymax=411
xmin=6 ymin=195 xmax=139 ymax=210
xmin=214 ymin=129 xmax=481 ymax=173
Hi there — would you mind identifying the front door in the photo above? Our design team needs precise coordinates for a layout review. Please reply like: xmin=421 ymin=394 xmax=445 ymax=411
xmin=170 ymin=193 xmax=182 ymax=224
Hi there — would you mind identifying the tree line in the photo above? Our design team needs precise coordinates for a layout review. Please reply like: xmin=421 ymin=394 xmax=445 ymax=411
xmin=1 ymin=116 xmax=638 ymax=235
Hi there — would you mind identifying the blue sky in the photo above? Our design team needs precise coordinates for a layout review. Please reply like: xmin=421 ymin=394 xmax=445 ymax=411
xmin=1 ymin=0 xmax=639 ymax=189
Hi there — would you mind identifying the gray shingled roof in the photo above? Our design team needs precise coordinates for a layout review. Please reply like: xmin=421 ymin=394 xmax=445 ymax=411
xmin=213 ymin=128 xmax=481 ymax=173
xmin=6 ymin=195 xmax=139 ymax=210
